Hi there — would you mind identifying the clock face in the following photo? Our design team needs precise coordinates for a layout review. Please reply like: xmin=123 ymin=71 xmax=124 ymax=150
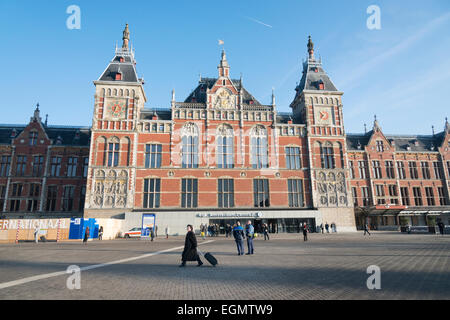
xmin=319 ymin=111 xmax=329 ymax=121
xmin=107 ymin=100 xmax=126 ymax=119
xmin=315 ymin=107 xmax=332 ymax=125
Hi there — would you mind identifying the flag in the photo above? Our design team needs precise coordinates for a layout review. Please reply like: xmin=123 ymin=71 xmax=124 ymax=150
xmin=218 ymin=39 xmax=224 ymax=45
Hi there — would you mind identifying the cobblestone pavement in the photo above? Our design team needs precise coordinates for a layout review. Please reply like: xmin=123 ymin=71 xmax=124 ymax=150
xmin=0 ymin=232 xmax=448 ymax=300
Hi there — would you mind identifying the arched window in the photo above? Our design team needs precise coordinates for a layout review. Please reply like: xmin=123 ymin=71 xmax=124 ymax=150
xmin=181 ymin=123 xmax=199 ymax=168
xmin=320 ymin=142 xmax=335 ymax=169
xmin=216 ymin=124 xmax=234 ymax=168
xmin=251 ymin=125 xmax=268 ymax=169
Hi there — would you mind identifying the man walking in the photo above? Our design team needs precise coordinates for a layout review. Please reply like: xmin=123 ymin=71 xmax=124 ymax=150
xmin=303 ymin=223 xmax=308 ymax=241
xmin=320 ymin=223 xmax=324 ymax=234
xmin=165 ymin=226 xmax=170 ymax=239
xmin=34 ymin=225 xmax=40 ymax=244
xmin=232 ymin=222 xmax=245 ymax=255
xmin=245 ymin=220 xmax=255 ymax=255
xmin=180 ymin=225 xmax=203 ymax=267
xmin=325 ymin=222 xmax=330 ymax=233
xmin=263 ymin=224 xmax=270 ymax=241
xmin=363 ymin=223 xmax=371 ymax=236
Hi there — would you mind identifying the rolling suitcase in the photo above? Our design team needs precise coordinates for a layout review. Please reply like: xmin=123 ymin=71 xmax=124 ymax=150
xmin=198 ymin=250 xmax=218 ymax=266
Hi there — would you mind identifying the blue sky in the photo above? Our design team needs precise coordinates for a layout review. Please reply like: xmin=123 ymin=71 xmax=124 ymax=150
xmin=1 ymin=0 xmax=449 ymax=135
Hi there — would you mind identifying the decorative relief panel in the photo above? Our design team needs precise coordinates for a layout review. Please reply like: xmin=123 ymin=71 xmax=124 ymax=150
xmin=91 ymin=169 xmax=128 ymax=208
xmin=316 ymin=170 xmax=348 ymax=207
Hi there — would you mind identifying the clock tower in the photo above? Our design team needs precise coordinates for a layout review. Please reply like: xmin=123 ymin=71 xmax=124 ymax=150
xmin=84 ymin=24 xmax=147 ymax=217
xmin=290 ymin=36 xmax=356 ymax=231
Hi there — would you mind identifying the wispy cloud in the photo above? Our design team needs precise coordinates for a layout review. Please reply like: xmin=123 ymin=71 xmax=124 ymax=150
xmin=244 ymin=16 xmax=273 ymax=28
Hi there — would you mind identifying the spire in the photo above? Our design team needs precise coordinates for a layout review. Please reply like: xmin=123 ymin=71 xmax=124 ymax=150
xmin=31 ymin=103 xmax=42 ymax=123
xmin=218 ymin=49 xmax=230 ymax=77
xmin=171 ymin=89 xmax=175 ymax=102
xmin=307 ymin=35 xmax=315 ymax=60
xmin=445 ymin=117 xmax=450 ymax=133
xmin=122 ymin=23 xmax=130 ymax=50
xmin=373 ymin=114 xmax=381 ymax=132
xmin=272 ymin=88 xmax=276 ymax=106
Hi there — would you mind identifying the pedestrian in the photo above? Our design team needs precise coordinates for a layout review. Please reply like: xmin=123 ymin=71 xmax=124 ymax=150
xmin=165 ymin=226 xmax=170 ymax=239
xmin=225 ymin=224 xmax=230 ymax=238
xmin=320 ymin=223 xmax=324 ymax=234
xmin=201 ymin=224 xmax=206 ymax=240
xmin=34 ymin=225 xmax=40 ymax=244
xmin=155 ymin=225 xmax=158 ymax=237
xmin=150 ymin=227 xmax=155 ymax=241
xmin=232 ymin=222 xmax=245 ymax=255
xmin=83 ymin=226 xmax=90 ymax=244
xmin=325 ymin=222 xmax=329 ymax=233
xmin=245 ymin=220 xmax=255 ymax=255
xmin=363 ymin=223 xmax=371 ymax=236
xmin=263 ymin=224 xmax=270 ymax=241
xmin=303 ymin=223 xmax=308 ymax=241
xmin=180 ymin=224 xmax=203 ymax=267
xmin=437 ymin=221 xmax=445 ymax=236
xmin=98 ymin=226 xmax=103 ymax=241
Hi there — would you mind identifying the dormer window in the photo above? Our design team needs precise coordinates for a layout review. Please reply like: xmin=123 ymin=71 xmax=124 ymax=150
xmin=249 ymin=100 xmax=254 ymax=105
xmin=317 ymin=79 xmax=324 ymax=90
xmin=56 ymin=136 xmax=63 ymax=145
xmin=11 ymin=128 xmax=17 ymax=138
xmin=115 ymin=72 xmax=122 ymax=81
xmin=222 ymin=80 xmax=226 ymax=86
xmin=376 ymin=140 xmax=384 ymax=152
xmin=119 ymin=57 xmax=124 ymax=63
xmin=29 ymin=131 xmax=38 ymax=146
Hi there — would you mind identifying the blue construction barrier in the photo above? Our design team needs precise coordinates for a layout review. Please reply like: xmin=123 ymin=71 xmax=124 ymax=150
xmin=69 ymin=218 xmax=99 ymax=240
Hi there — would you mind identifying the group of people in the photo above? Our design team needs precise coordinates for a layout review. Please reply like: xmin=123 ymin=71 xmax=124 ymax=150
xmin=319 ymin=222 xmax=337 ymax=234
xmin=199 ymin=223 xmax=221 ymax=238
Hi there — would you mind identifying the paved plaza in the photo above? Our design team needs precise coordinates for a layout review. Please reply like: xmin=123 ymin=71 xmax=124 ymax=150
xmin=0 ymin=232 xmax=448 ymax=300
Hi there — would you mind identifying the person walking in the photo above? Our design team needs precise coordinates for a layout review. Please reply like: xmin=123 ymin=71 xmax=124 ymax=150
xmin=83 ymin=226 xmax=90 ymax=244
xmin=325 ymin=222 xmax=330 ymax=233
xmin=34 ymin=225 xmax=40 ymax=244
xmin=155 ymin=225 xmax=158 ymax=238
xmin=98 ymin=226 xmax=103 ymax=241
xmin=232 ymin=222 xmax=245 ymax=255
xmin=165 ymin=226 xmax=170 ymax=239
xmin=263 ymin=224 xmax=270 ymax=241
xmin=320 ymin=223 xmax=324 ymax=234
xmin=437 ymin=221 xmax=444 ymax=236
xmin=180 ymin=225 xmax=203 ymax=267
xmin=245 ymin=220 xmax=255 ymax=255
xmin=363 ymin=223 xmax=371 ymax=236
xmin=303 ymin=223 xmax=308 ymax=241
xmin=201 ymin=224 xmax=206 ymax=240
xmin=150 ymin=227 xmax=155 ymax=242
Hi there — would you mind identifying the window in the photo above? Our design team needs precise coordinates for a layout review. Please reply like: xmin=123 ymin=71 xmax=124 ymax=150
xmin=181 ymin=178 xmax=198 ymax=208
xmin=400 ymin=187 xmax=410 ymax=206
xmin=218 ymin=179 xmax=234 ymax=208
xmin=375 ymin=185 xmax=385 ymax=204
xmin=361 ymin=187 xmax=371 ymax=206
xmin=409 ymin=162 xmax=419 ymax=179
xmin=16 ymin=155 xmax=27 ymax=176
xmin=67 ymin=157 xmax=78 ymax=177
xmin=412 ymin=187 xmax=422 ymax=206
xmin=143 ymin=178 xmax=161 ymax=208
xmin=107 ymin=143 xmax=120 ymax=167
xmin=388 ymin=185 xmax=398 ymax=204
xmin=352 ymin=187 xmax=358 ymax=206
xmin=50 ymin=157 xmax=62 ymax=177
xmin=217 ymin=129 xmax=234 ymax=169
xmin=438 ymin=187 xmax=446 ymax=206
xmin=0 ymin=185 xmax=6 ymax=211
xmin=421 ymin=162 xmax=430 ymax=180
xmin=29 ymin=131 xmax=38 ymax=146
xmin=32 ymin=156 xmax=44 ymax=177
xmin=287 ymin=179 xmax=304 ymax=208
xmin=372 ymin=161 xmax=382 ymax=179
xmin=320 ymin=143 xmax=334 ymax=169
xmin=433 ymin=162 xmax=442 ymax=180
xmin=82 ymin=157 xmax=89 ymax=178
xmin=251 ymin=127 xmax=268 ymax=169
xmin=29 ymin=183 xmax=40 ymax=197
xmin=10 ymin=199 xmax=21 ymax=212
xmin=385 ymin=161 xmax=395 ymax=179
xmin=376 ymin=140 xmax=384 ymax=152
xmin=349 ymin=161 xmax=355 ymax=179
xmin=358 ymin=161 xmax=368 ymax=179
xmin=397 ymin=161 xmax=406 ymax=179
xmin=27 ymin=199 xmax=39 ymax=212
xmin=0 ymin=156 xmax=11 ymax=177
xmin=79 ymin=186 xmax=86 ymax=212
xmin=62 ymin=186 xmax=75 ymax=211
xmin=10 ymin=183 xmax=23 ymax=212
xmin=145 ymin=144 xmax=162 ymax=168
xmin=425 ymin=187 xmax=435 ymax=206
xmin=46 ymin=186 xmax=58 ymax=212
xmin=253 ymin=179 xmax=270 ymax=207
xmin=285 ymin=147 xmax=301 ymax=170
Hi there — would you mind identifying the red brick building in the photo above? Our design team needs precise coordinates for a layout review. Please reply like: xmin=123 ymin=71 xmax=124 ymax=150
xmin=0 ymin=106 xmax=90 ymax=219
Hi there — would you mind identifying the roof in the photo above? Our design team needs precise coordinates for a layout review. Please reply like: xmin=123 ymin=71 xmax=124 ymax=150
xmin=297 ymin=58 xmax=339 ymax=93
xmin=98 ymin=48 xmax=140 ymax=83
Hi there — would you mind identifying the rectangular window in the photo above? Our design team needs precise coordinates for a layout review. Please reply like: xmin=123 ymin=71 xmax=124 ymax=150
xmin=349 ymin=161 xmax=355 ymax=179
xmin=11 ymin=183 xmax=23 ymax=197
xmin=437 ymin=187 xmax=446 ymax=206
xmin=108 ymin=143 xmax=119 ymax=167
xmin=0 ymin=185 xmax=6 ymax=211
xmin=375 ymin=185 xmax=385 ymax=204
xmin=62 ymin=186 xmax=75 ymax=211
xmin=421 ymin=162 xmax=430 ymax=180
xmin=385 ymin=161 xmax=395 ymax=179
xmin=397 ymin=161 xmax=406 ymax=179
xmin=447 ymin=161 xmax=450 ymax=177
xmin=400 ymin=187 xmax=410 ymax=206
xmin=320 ymin=145 xmax=335 ymax=169
xmin=432 ymin=162 xmax=442 ymax=180
xmin=252 ymin=137 xmax=269 ymax=169
xmin=425 ymin=187 xmax=435 ymax=206
xmin=181 ymin=178 xmax=198 ymax=208
xmin=10 ymin=200 xmax=21 ymax=212
xmin=413 ymin=187 xmax=422 ymax=206
xmin=143 ymin=178 xmax=161 ymax=208
xmin=388 ymin=185 xmax=398 ymax=204
xmin=285 ymin=147 xmax=301 ymax=170
xmin=352 ymin=187 xmax=358 ymax=206
xmin=0 ymin=156 xmax=11 ymax=177
xmin=372 ymin=161 xmax=382 ymax=179
xmin=361 ymin=187 xmax=370 ymax=206
xmin=46 ymin=186 xmax=58 ymax=212
xmin=32 ymin=156 xmax=44 ymax=177
xmin=409 ymin=162 xmax=419 ymax=179
xmin=29 ymin=183 xmax=40 ymax=197
xmin=50 ymin=157 xmax=62 ymax=177
xmin=182 ymin=136 xmax=199 ymax=169
xmin=16 ymin=155 xmax=27 ymax=176
xmin=287 ymin=179 xmax=304 ymax=208
xmin=67 ymin=157 xmax=78 ymax=177
xmin=358 ymin=161 xmax=368 ymax=179
xmin=253 ymin=179 xmax=270 ymax=208
xmin=82 ymin=157 xmax=89 ymax=178
xmin=29 ymin=131 xmax=38 ymax=146
xmin=145 ymin=144 xmax=162 ymax=168
xmin=217 ymin=137 xmax=234 ymax=169
xmin=218 ymin=179 xmax=234 ymax=208
xmin=27 ymin=199 xmax=39 ymax=212
xmin=376 ymin=141 xmax=384 ymax=152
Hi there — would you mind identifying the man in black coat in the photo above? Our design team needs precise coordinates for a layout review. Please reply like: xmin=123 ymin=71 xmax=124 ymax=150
xmin=180 ymin=225 xmax=203 ymax=267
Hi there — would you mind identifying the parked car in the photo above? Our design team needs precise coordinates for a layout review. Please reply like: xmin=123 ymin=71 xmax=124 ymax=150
xmin=123 ymin=227 xmax=142 ymax=238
